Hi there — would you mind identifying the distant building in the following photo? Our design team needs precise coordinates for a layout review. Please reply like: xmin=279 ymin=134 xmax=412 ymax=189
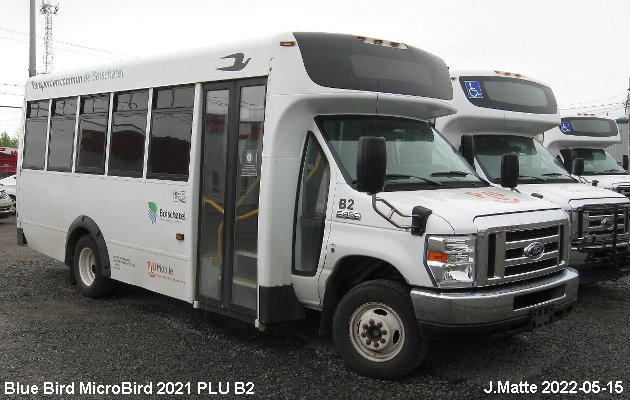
xmin=607 ymin=118 xmax=629 ymax=163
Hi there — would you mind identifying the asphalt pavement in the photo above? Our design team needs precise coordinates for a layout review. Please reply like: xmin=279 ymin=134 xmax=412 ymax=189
xmin=1 ymin=215 xmax=629 ymax=399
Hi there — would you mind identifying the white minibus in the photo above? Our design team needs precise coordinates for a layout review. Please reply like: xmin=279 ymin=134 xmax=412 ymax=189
xmin=18 ymin=35 xmax=578 ymax=379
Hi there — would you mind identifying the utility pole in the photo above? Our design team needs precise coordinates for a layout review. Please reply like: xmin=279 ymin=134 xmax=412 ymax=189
xmin=40 ymin=0 xmax=59 ymax=74
xmin=28 ymin=0 xmax=36 ymax=77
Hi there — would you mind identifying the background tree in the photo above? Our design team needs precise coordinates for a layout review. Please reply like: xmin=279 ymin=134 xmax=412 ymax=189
xmin=0 ymin=131 xmax=18 ymax=148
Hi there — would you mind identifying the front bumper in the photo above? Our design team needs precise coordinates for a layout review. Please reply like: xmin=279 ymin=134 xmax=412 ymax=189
xmin=569 ymin=246 xmax=630 ymax=285
xmin=0 ymin=204 xmax=11 ymax=218
xmin=410 ymin=268 xmax=579 ymax=340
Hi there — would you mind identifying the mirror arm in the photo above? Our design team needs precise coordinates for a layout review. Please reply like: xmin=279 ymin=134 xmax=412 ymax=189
xmin=371 ymin=194 xmax=412 ymax=230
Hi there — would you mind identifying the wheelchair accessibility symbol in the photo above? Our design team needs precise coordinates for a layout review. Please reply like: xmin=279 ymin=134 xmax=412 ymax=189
xmin=560 ymin=122 xmax=572 ymax=133
xmin=464 ymin=81 xmax=484 ymax=99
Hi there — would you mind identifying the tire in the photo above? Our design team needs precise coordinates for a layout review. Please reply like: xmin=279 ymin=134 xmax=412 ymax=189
xmin=73 ymin=235 xmax=113 ymax=298
xmin=332 ymin=279 xmax=427 ymax=379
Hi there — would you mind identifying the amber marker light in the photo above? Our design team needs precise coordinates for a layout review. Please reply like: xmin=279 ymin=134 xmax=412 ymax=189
xmin=427 ymin=251 xmax=448 ymax=263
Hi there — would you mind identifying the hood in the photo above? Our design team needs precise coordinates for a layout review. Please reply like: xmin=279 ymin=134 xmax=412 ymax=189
xmin=515 ymin=182 xmax=628 ymax=209
xmin=581 ymin=175 xmax=630 ymax=190
xmin=381 ymin=186 xmax=561 ymax=233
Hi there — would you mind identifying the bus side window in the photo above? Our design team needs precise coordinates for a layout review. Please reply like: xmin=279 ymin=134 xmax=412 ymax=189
xmin=23 ymin=100 xmax=50 ymax=170
xmin=147 ymin=85 xmax=194 ymax=180
xmin=293 ymin=135 xmax=330 ymax=276
xmin=108 ymin=90 xmax=149 ymax=177
xmin=47 ymin=97 xmax=77 ymax=172
xmin=76 ymin=94 xmax=110 ymax=174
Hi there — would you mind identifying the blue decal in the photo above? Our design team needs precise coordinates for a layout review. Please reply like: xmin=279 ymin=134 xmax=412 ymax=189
xmin=560 ymin=122 xmax=572 ymax=134
xmin=464 ymin=81 xmax=484 ymax=99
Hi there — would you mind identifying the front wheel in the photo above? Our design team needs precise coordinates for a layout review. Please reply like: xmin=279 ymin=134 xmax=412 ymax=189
xmin=332 ymin=279 xmax=427 ymax=379
xmin=73 ymin=235 xmax=113 ymax=298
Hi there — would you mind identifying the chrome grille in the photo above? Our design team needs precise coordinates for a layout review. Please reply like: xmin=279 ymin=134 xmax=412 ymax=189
xmin=617 ymin=185 xmax=630 ymax=198
xmin=480 ymin=223 xmax=565 ymax=286
xmin=573 ymin=204 xmax=630 ymax=249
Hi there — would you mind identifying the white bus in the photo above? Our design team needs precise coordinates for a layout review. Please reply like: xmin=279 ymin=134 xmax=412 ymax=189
xmin=436 ymin=70 xmax=630 ymax=284
xmin=541 ymin=114 xmax=630 ymax=193
xmin=18 ymin=34 xmax=578 ymax=379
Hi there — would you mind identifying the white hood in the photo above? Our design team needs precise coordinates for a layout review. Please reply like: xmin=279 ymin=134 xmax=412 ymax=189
xmin=515 ymin=182 xmax=628 ymax=210
xmin=580 ymin=175 xmax=630 ymax=190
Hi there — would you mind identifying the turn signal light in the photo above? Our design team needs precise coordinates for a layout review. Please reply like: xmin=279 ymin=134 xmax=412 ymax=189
xmin=427 ymin=251 xmax=448 ymax=263
xmin=494 ymin=70 xmax=522 ymax=78
xmin=280 ymin=41 xmax=296 ymax=47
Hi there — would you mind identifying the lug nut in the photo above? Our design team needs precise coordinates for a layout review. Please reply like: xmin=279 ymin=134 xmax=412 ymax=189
xmin=360 ymin=332 xmax=366 ymax=338
xmin=369 ymin=319 xmax=374 ymax=325
xmin=374 ymin=342 xmax=379 ymax=348
xmin=366 ymin=340 xmax=371 ymax=345
xmin=377 ymin=322 xmax=382 ymax=328
xmin=382 ymin=330 xmax=387 ymax=335
xmin=380 ymin=338 xmax=386 ymax=343
xmin=362 ymin=324 xmax=368 ymax=329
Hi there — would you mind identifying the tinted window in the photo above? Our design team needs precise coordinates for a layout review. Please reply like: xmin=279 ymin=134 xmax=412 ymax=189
xmin=23 ymin=101 xmax=49 ymax=170
xmin=77 ymin=94 xmax=110 ymax=174
xmin=560 ymin=117 xmax=617 ymax=137
xmin=294 ymin=32 xmax=452 ymax=100
xmin=293 ymin=135 xmax=330 ymax=276
xmin=147 ymin=86 xmax=194 ymax=180
xmin=458 ymin=76 xmax=557 ymax=114
xmin=568 ymin=148 xmax=626 ymax=175
xmin=47 ymin=97 xmax=77 ymax=171
xmin=109 ymin=90 xmax=148 ymax=176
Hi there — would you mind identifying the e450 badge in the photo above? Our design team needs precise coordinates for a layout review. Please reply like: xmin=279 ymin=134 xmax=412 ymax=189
xmin=336 ymin=210 xmax=361 ymax=221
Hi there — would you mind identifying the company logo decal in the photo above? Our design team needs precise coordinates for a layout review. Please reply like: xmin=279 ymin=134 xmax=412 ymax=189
xmin=523 ymin=242 xmax=545 ymax=259
xmin=147 ymin=261 xmax=186 ymax=284
xmin=217 ymin=53 xmax=251 ymax=71
xmin=148 ymin=202 xmax=157 ymax=224
xmin=464 ymin=191 xmax=520 ymax=203
xmin=464 ymin=81 xmax=484 ymax=99
xmin=147 ymin=201 xmax=186 ymax=224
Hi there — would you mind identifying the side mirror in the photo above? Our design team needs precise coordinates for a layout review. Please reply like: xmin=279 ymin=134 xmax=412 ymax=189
xmin=501 ymin=154 xmax=519 ymax=189
xmin=559 ymin=149 xmax=574 ymax=172
xmin=356 ymin=136 xmax=386 ymax=194
xmin=460 ymin=135 xmax=475 ymax=166
xmin=623 ymin=155 xmax=629 ymax=171
xmin=572 ymin=158 xmax=585 ymax=176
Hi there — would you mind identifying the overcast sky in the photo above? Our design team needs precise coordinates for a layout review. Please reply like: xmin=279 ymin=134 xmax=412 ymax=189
xmin=1 ymin=0 xmax=628 ymax=137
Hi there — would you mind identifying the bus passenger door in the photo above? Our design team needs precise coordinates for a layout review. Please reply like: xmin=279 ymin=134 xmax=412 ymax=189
xmin=197 ymin=79 xmax=266 ymax=319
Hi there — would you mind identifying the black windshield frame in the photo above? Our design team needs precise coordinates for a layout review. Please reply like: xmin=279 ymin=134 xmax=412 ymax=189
xmin=458 ymin=76 xmax=557 ymax=114
xmin=294 ymin=32 xmax=453 ymax=100
xmin=559 ymin=117 xmax=618 ymax=137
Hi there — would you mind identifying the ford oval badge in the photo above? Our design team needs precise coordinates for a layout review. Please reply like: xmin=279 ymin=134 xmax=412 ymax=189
xmin=523 ymin=242 xmax=545 ymax=259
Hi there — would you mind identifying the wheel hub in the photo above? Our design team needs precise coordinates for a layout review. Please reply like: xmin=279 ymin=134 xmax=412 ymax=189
xmin=349 ymin=302 xmax=405 ymax=362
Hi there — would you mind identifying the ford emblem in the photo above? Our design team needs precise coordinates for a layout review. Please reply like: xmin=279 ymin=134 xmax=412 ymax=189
xmin=601 ymin=216 xmax=616 ymax=230
xmin=523 ymin=242 xmax=545 ymax=259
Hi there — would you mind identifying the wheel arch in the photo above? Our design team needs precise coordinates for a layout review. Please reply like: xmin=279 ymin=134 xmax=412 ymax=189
xmin=319 ymin=255 xmax=408 ymax=335
xmin=65 ymin=216 xmax=111 ymax=278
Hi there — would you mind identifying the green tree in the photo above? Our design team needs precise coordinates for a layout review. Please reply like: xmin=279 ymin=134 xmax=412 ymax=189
xmin=0 ymin=131 xmax=18 ymax=148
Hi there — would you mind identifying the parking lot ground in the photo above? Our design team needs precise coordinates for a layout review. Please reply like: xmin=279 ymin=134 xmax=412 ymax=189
xmin=1 ymin=215 xmax=629 ymax=399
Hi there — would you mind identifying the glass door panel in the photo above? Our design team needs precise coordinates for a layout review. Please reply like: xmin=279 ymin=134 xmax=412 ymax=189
xmin=198 ymin=88 xmax=230 ymax=300
xmin=230 ymin=84 xmax=266 ymax=309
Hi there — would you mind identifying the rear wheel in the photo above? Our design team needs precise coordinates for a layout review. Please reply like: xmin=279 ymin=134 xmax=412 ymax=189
xmin=73 ymin=235 xmax=113 ymax=298
xmin=332 ymin=279 xmax=427 ymax=379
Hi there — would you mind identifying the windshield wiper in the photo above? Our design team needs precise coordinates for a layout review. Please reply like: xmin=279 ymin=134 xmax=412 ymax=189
xmin=600 ymin=169 xmax=625 ymax=173
xmin=518 ymin=174 xmax=548 ymax=183
xmin=431 ymin=170 xmax=476 ymax=177
xmin=385 ymin=173 xmax=443 ymax=186
xmin=541 ymin=172 xmax=572 ymax=178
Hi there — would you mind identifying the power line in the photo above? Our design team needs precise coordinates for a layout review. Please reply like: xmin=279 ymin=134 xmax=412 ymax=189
xmin=559 ymin=101 xmax=625 ymax=111
xmin=0 ymin=93 xmax=23 ymax=97
xmin=0 ymin=35 xmax=124 ymax=60
xmin=558 ymin=93 xmax=626 ymax=108
xmin=0 ymin=83 xmax=24 ymax=88
xmin=0 ymin=26 xmax=135 ymax=58
xmin=0 ymin=106 xmax=22 ymax=109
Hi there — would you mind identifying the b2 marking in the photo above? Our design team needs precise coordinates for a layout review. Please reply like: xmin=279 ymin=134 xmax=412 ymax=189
xmin=339 ymin=199 xmax=354 ymax=210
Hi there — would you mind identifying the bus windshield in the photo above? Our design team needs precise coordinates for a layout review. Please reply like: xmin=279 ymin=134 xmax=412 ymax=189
xmin=318 ymin=116 xmax=486 ymax=191
xmin=567 ymin=148 xmax=627 ymax=175
xmin=474 ymin=135 xmax=574 ymax=184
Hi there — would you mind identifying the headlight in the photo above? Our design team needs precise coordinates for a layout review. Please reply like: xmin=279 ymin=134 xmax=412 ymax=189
xmin=426 ymin=235 xmax=476 ymax=288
